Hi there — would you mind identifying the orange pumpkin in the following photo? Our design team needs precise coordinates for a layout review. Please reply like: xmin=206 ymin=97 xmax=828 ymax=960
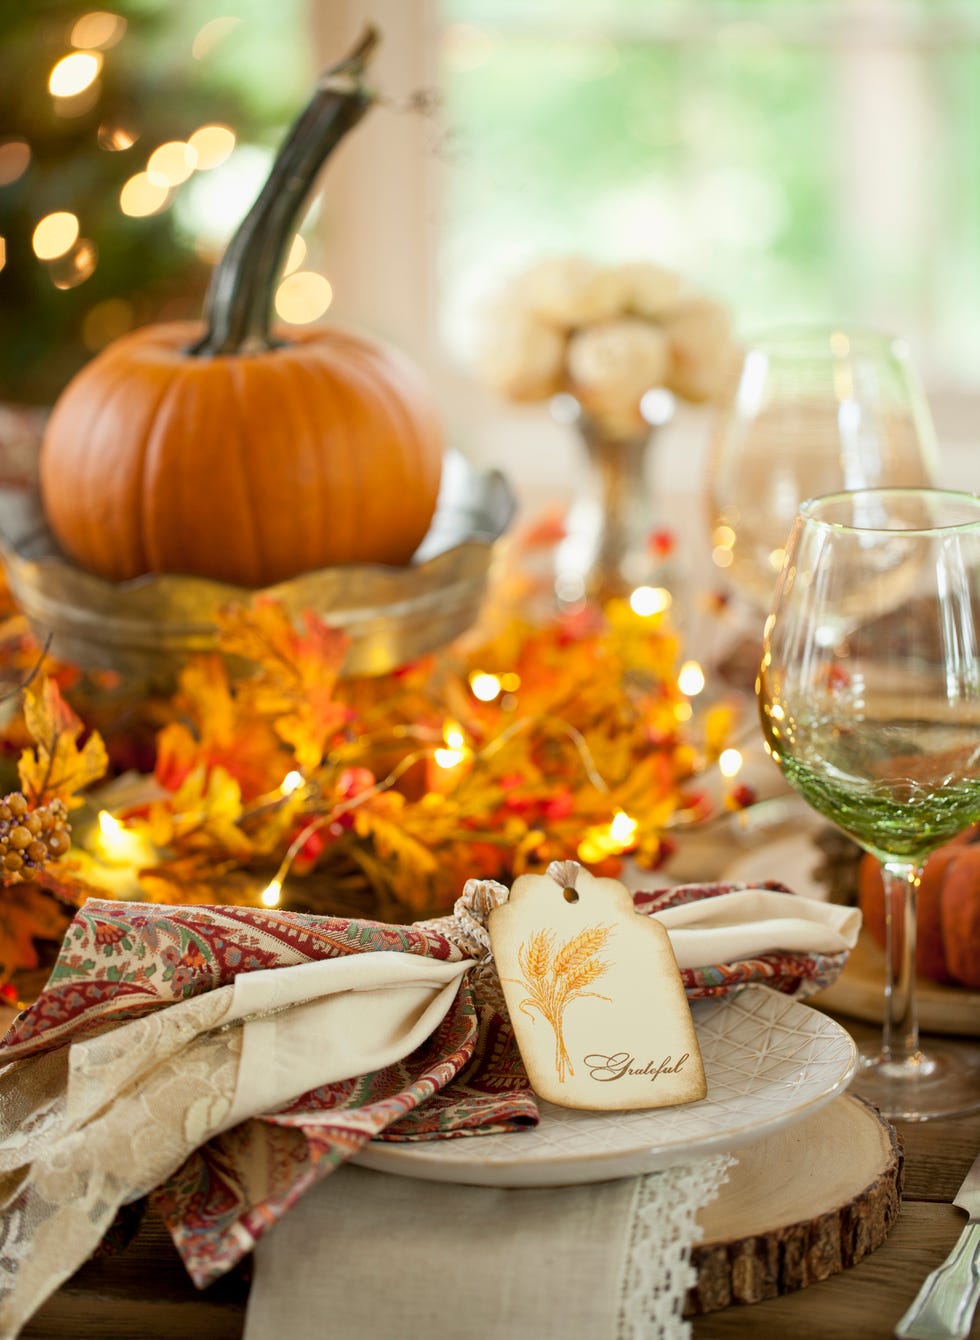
xmin=857 ymin=828 xmax=980 ymax=988
xmin=38 ymin=28 xmax=445 ymax=589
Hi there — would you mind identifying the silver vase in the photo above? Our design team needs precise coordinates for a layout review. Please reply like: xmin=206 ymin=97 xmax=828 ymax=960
xmin=554 ymin=397 xmax=674 ymax=607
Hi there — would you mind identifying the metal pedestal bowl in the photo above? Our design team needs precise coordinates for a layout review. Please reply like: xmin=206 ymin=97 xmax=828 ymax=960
xmin=0 ymin=452 xmax=516 ymax=687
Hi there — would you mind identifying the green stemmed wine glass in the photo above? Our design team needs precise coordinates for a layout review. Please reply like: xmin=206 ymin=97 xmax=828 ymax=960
xmin=758 ymin=487 xmax=980 ymax=1121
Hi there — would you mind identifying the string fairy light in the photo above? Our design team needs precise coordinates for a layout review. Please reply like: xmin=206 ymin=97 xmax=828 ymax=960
xmin=49 ymin=51 xmax=102 ymax=98
xmin=146 ymin=140 xmax=198 ymax=187
xmin=469 ymin=671 xmax=502 ymax=702
xmin=247 ymin=709 xmax=630 ymax=911
xmin=32 ymin=212 xmax=80 ymax=261
xmin=119 ymin=171 xmax=171 ymax=217
xmin=677 ymin=660 xmax=706 ymax=697
xmin=274 ymin=271 xmax=333 ymax=324
xmin=187 ymin=124 xmax=236 ymax=170
xmin=71 ymin=11 xmax=127 ymax=51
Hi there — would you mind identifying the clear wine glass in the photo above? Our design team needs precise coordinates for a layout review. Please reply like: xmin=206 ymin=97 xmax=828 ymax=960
xmin=709 ymin=326 xmax=940 ymax=622
xmin=758 ymin=487 xmax=980 ymax=1121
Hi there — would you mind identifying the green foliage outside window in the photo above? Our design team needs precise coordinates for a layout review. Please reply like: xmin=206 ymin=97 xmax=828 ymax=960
xmin=438 ymin=1 xmax=980 ymax=387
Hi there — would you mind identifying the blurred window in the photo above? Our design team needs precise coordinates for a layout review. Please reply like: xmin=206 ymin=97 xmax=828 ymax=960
xmin=437 ymin=0 xmax=980 ymax=395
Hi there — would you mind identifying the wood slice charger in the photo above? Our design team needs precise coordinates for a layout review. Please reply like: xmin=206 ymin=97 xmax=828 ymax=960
xmin=686 ymin=1093 xmax=903 ymax=1315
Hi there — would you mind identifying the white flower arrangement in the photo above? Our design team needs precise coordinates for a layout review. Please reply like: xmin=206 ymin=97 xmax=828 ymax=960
xmin=477 ymin=255 xmax=739 ymax=439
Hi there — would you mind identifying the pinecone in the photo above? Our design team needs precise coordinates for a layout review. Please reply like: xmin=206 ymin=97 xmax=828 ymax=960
xmin=0 ymin=793 xmax=71 ymax=883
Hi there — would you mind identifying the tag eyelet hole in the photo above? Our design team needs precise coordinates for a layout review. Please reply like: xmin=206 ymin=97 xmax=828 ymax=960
xmin=562 ymin=887 xmax=579 ymax=903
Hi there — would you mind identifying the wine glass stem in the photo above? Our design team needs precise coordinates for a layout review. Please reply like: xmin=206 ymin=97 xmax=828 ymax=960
xmin=880 ymin=859 xmax=922 ymax=1063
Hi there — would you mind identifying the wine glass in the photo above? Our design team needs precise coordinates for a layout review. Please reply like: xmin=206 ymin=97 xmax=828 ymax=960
xmin=758 ymin=487 xmax=980 ymax=1121
xmin=709 ymin=326 xmax=940 ymax=623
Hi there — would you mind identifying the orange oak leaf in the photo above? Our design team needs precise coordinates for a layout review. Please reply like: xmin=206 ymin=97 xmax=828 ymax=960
xmin=18 ymin=678 xmax=108 ymax=808
xmin=217 ymin=600 xmax=351 ymax=773
xmin=153 ymin=656 xmax=289 ymax=802
xmin=0 ymin=884 xmax=75 ymax=981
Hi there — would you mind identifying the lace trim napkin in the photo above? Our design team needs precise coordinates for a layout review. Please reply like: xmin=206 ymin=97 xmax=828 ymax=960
xmin=0 ymin=872 xmax=858 ymax=1338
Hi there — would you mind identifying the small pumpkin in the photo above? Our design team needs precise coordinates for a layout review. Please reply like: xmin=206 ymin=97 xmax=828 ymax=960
xmin=39 ymin=28 xmax=445 ymax=589
xmin=857 ymin=827 xmax=980 ymax=988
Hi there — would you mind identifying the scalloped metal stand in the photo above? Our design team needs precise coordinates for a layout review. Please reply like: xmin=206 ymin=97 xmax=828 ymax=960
xmin=0 ymin=452 xmax=516 ymax=687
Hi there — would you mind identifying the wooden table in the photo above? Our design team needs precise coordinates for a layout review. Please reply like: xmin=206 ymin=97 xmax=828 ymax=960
xmin=16 ymin=1016 xmax=980 ymax=1340
xmin=692 ymin=1017 xmax=980 ymax=1340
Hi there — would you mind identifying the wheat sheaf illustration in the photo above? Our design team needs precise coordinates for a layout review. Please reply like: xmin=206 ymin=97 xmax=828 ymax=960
xmin=513 ymin=923 xmax=613 ymax=1082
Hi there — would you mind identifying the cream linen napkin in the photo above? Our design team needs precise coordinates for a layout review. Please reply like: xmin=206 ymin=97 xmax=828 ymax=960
xmin=0 ymin=950 xmax=473 ymax=1339
xmin=654 ymin=888 xmax=861 ymax=971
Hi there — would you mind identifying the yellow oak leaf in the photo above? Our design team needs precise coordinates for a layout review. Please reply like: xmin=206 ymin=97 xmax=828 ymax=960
xmin=353 ymin=805 xmax=440 ymax=880
xmin=218 ymin=599 xmax=351 ymax=773
xmin=148 ymin=764 xmax=252 ymax=859
xmin=18 ymin=678 xmax=108 ymax=808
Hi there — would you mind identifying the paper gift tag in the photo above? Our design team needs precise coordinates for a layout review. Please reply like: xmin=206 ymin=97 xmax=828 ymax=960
xmin=489 ymin=861 xmax=706 ymax=1111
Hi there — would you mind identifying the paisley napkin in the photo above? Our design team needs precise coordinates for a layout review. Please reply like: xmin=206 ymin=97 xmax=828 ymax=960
xmin=0 ymin=872 xmax=858 ymax=1338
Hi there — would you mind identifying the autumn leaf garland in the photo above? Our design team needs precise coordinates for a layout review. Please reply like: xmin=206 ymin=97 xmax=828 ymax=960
xmin=0 ymin=587 xmax=708 ymax=981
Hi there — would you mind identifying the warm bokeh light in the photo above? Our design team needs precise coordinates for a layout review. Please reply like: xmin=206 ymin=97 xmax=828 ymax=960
xmin=191 ymin=16 xmax=240 ymax=60
xmin=469 ymin=671 xmax=501 ymax=702
xmin=49 ymin=50 xmax=102 ymax=98
xmin=434 ymin=722 xmax=468 ymax=770
xmin=120 ymin=171 xmax=170 ymax=217
xmin=629 ymin=585 xmax=672 ymax=617
xmin=678 ymin=660 xmax=706 ymax=696
xmin=147 ymin=140 xmax=198 ymax=187
xmin=609 ymin=809 xmax=638 ymax=845
xmin=0 ymin=139 xmax=31 ymax=187
xmin=71 ymin=10 xmax=127 ymax=50
xmin=32 ymin=211 xmax=80 ymax=261
xmin=279 ymin=770 xmax=304 ymax=796
xmin=718 ymin=748 xmax=744 ymax=778
xmin=768 ymin=547 xmax=786 ymax=572
xmin=260 ymin=877 xmax=282 ymax=908
xmin=282 ymin=235 xmax=307 ymax=278
xmin=49 ymin=238 xmax=99 ymax=289
xmin=96 ymin=809 xmax=152 ymax=865
xmin=577 ymin=808 xmax=638 ymax=863
xmin=98 ymin=123 xmax=138 ymax=151
xmin=0 ymin=237 xmax=6 ymax=274
xmin=188 ymin=124 xmax=236 ymax=170
xmin=274 ymin=271 xmax=333 ymax=324
xmin=81 ymin=297 xmax=133 ymax=350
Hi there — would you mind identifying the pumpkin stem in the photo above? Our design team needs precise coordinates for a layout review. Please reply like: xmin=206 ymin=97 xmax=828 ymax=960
xmin=188 ymin=25 xmax=380 ymax=358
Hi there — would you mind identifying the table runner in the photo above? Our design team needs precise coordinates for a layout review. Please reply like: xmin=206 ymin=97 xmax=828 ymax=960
xmin=0 ymin=868 xmax=858 ymax=1338
xmin=244 ymin=1156 xmax=735 ymax=1340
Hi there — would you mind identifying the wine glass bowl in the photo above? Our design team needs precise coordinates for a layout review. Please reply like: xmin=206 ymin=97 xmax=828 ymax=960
xmin=758 ymin=487 xmax=980 ymax=1120
xmin=709 ymin=326 xmax=940 ymax=618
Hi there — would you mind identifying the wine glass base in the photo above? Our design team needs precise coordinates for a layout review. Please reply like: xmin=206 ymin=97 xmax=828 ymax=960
xmin=849 ymin=1038 xmax=980 ymax=1121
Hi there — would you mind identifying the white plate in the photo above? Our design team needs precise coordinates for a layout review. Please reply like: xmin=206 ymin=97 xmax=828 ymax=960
xmin=352 ymin=986 xmax=858 ymax=1188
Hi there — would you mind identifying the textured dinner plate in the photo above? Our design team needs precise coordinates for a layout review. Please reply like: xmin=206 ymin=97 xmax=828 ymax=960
xmin=352 ymin=986 xmax=858 ymax=1188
